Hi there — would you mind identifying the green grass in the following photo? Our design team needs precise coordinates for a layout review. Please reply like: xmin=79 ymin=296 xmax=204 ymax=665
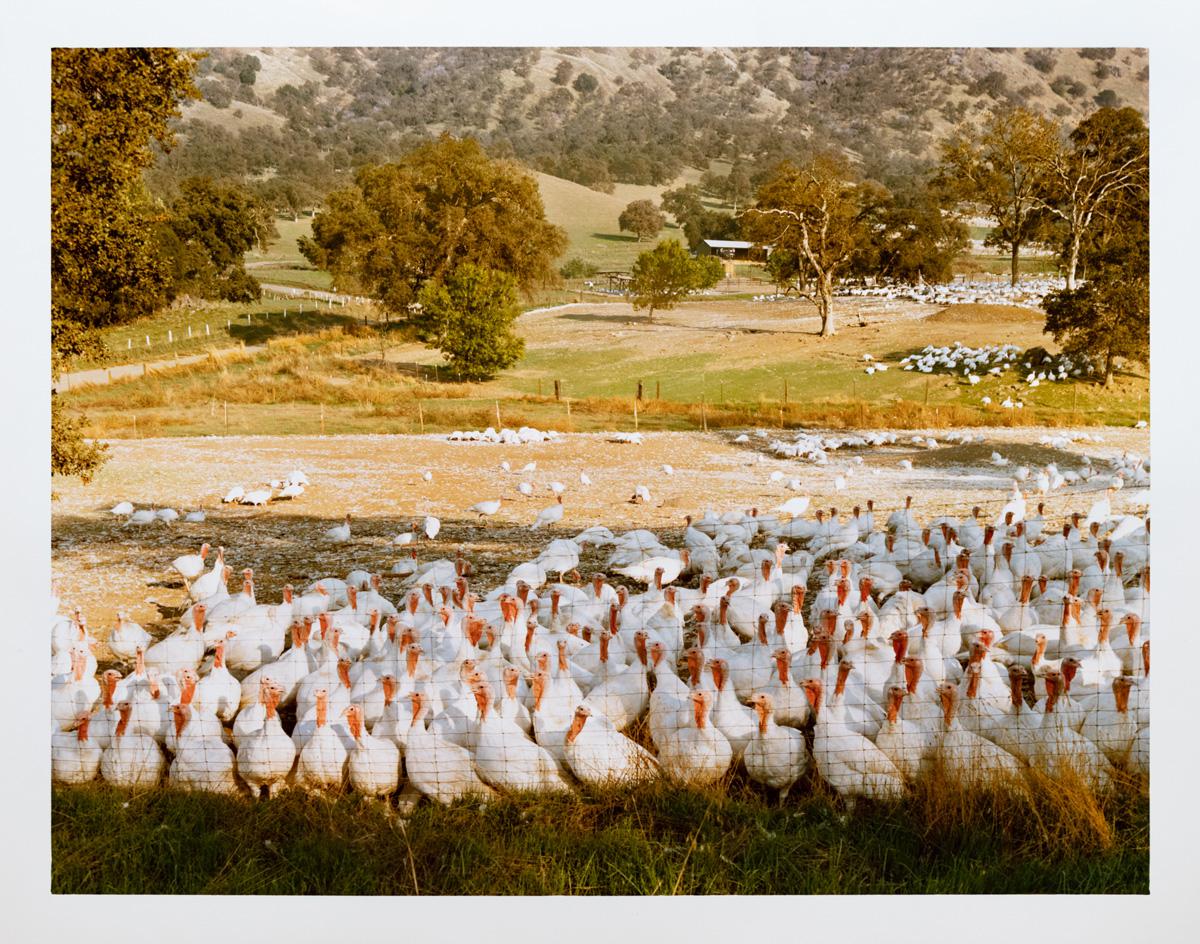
xmin=253 ymin=266 xmax=334 ymax=290
xmin=73 ymin=300 xmax=371 ymax=369
xmin=51 ymin=778 xmax=1147 ymax=895
xmin=246 ymin=216 xmax=313 ymax=268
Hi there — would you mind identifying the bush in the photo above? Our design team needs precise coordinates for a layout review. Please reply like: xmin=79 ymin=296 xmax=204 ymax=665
xmin=560 ymin=258 xmax=599 ymax=279
xmin=572 ymin=72 xmax=598 ymax=94
xmin=1024 ymin=50 xmax=1057 ymax=74
xmin=1094 ymin=89 xmax=1120 ymax=108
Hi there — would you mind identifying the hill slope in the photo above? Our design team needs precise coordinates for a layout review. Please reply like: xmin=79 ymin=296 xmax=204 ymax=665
xmin=149 ymin=46 xmax=1148 ymax=201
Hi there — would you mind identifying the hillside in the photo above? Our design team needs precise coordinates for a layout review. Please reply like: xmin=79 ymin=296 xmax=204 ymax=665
xmin=147 ymin=47 xmax=1149 ymax=201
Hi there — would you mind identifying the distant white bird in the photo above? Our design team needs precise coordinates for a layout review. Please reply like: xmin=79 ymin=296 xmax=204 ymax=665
xmin=733 ymin=434 xmax=750 ymax=443
xmin=392 ymin=527 xmax=416 ymax=546
xmin=981 ymin=397 xmax=992 ymax=406
xmin=769 ymin=471 xmax=784 ymax=483
xmin=776 ymin=496 xmax=810 ymax=518
xmin=424 ymin=516 xmax=441 ymax=540
xmin=661 ymin=464 xmax=674 ymax=476
xmin=242 ymin=488 xmax=272 ymax=506
xmin=500 ymin=461 xmax=512 ymax=473
xmin=521 ymin=462 xmax=537 ymax=473
xmin=469 ymin=499 xmax=502 ymax=519
xmin=517 ymin=482 xmax=534 ymax=497
xmin=898 ymin=460 xmax=914 ymax=471
xmin=833 ymin=475 xmax=846 ymax=491
xmin=422 ymin=471 xmax=433 ymax=483
xmin=531 ymin=496 xmax=564 ymax=530
xmin=184 ymin=510 xmax=206 ymax=523
xmin=991 ymin=452 xmax=1009 ymax=467
xmin=277 ymin=483 xmax=304 ymax=500
xmin=222 ymin=486 xmax=245 ymax=504
xmin=285 ymin=470 xmax=309 ymax=487
xmin=156 ymin=509 xmax=179 ymax=523
xmin=547 ymin=481 xmax=566 ymax=495
xmin=787 ymin=478 xmax=804 ymax=491
xmin=579 ymin=472 xmax=593 ymax=486
xmin=324 ymin=514 xmax=352 ymax=543
xmin=110 ymin=502 xmax=133 ymax=516
xmin=126 ymin=509 xmax=156 ymax=526
xmin=630 ymin=485 xmax=652 ymax=504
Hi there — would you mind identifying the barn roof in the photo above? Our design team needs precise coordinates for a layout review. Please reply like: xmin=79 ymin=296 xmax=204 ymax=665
xmin=703 ymin=239 xmax=755 ymax=249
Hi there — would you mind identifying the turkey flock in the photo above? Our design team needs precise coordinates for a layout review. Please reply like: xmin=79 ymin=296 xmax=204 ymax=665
xmin=51 ymin=481 xmax=1150 ymax=808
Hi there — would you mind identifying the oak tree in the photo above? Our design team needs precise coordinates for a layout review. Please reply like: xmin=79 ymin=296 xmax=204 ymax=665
xmin=629 ymin=240 xmax=722 ymax=321
xmin=744 ymin=154 xmax=889 ymax=336
xmin=418 ymin=264 xmax=524 ymax=380
xmin=937 ymin=106 xmax=1060 ymax=286
xmin=618 ymin=199 xmax=666 ymax=241
xmin=300 ymin=135 xmax=566 ymax=342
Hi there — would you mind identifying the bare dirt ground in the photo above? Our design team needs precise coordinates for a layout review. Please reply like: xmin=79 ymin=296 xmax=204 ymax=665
xmin=51 ymin=426 xmax=1148 ymax=658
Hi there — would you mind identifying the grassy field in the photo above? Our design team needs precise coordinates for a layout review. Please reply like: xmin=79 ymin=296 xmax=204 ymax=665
xmin=61 ymin=298 xmax=1148 ymax=438
xmin=51 ymin=772 xmax=1147 ymax=895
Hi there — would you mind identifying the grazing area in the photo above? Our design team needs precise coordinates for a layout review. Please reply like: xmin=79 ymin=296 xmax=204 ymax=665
xmin=57 ymin=298 xmax=1150 ymax=441
xmin=51 ymin=428 xmax=1149 ymax=894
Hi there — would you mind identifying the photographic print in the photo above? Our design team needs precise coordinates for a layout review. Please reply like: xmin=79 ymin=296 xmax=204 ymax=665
xmin=45 ymin=36 xmax=1154 ymax=900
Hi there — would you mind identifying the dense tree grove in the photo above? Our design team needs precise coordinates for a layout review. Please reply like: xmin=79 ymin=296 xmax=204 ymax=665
xmin=51 ymin=47 xmax=201 ymax=481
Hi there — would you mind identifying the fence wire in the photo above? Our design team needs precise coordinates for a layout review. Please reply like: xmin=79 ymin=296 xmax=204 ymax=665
xmin=50 ymin=496 xmax=1149 ymax=804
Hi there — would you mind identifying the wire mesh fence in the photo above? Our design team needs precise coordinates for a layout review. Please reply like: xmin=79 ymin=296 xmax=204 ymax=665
xmin=50 ymin=489 xmax=1150 ymax=806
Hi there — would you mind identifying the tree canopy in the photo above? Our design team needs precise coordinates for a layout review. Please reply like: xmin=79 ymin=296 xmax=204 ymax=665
xmin=51 ymin=47 xmax=200 ymax=481
xmin=744 ymin=154 xmax=889 ymax=336
xmin=629 ymin=240 xmax=722 ymax=320
xmin=160 ymin=177 xmax=276 ymax=302
xmin=299 ymin=135 xmax=566 ymax=341
xmin=618 ymin=199 xmax=666 ymax=241
xmin=1042 ymin=155 xmax=1148 ymax=387
xmin=936 ymin=106 xmax=1059 ymax=286
xmin=417 ymin=264 xmax=524 ymax=380
xmin=1040 ymin=106 xmax=1148 ymax=289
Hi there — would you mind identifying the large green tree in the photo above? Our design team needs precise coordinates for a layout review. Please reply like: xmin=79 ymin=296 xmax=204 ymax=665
xmin=937 ymin=106 xmax=1060 ymax=287
xmin=1042 ymin=170 xmax=1148 ymax=387
xmin=618 ymin=199 xmax=665 ymax=241
xmin=1039 ymin=106 xmax=1149 ymax=290
xmin=743 ymin=155 xmax=889 ymax=337
xmin=629 ymin=240 xmax=722 ymax=321
xmin=299 ymin=135 xmax=566 ymax=342
xmin=51 ymin=47 xmax=200 ymax=481
xmin=160 ymin=177 xmax=276 ymax=302
xmin=418 ymin=264 xmax=524 ymax=380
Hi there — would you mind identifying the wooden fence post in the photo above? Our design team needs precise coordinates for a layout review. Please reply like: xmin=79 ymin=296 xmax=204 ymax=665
xmin=655 ymin=380 xmax=660 ymax=400
xmin=417 ymin=400 xmax=424 ymax=433
xmin=495 ymin=400 xmax=502 ymax=429
xmin=554 ymin=379 xmax=561 ymax=401
xmin=701 ymin=398 xmax=707 ymax=432
xmin=633 ymin=397 xmax=639 ymax=431
xmin=223 ymin=401 xmax=228 ymax=430
xmin=783 ymin=378 xmax=788 ymax=405
xmin=636 ymin=380 xmax=643 ymax=402
xmin=320 ymin=403 xmax=325 ymax=435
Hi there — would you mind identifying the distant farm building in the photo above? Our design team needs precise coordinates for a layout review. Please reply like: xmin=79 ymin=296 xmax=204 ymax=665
xmin=697 ymin=239 xmax=769 ymax=262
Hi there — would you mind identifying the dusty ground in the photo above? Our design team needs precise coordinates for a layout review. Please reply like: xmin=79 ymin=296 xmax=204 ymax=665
xmin=51 ymin=426 xmax=1149 ymax=657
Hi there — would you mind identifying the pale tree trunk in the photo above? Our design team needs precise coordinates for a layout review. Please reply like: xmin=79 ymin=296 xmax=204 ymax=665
xmin=1065 ymin=232 xmax=1081 ymax=291
xmin=818 ymin=274 xmax=836 ymax=337
xmin=1104 ymin=347 xmax=1114 ymax=387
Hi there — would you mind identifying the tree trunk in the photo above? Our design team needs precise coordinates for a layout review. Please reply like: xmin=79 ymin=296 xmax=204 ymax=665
xmin=1010 ymin=241 xmax=1020 ymax=288
xmin=818 ymin=276 xmax=835 ymax=337
xmin=647 ymin=304 xmax=654 ymax=322
xmin=1104 ymin=347 xmax=1114 ymax=387
xmin=1065 ymin=233 xmax=1081 ymax=291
